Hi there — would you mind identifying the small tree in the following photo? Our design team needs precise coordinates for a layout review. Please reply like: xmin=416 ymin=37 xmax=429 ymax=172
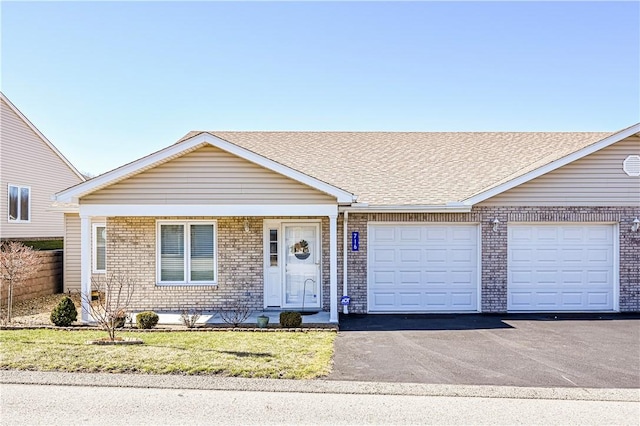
xmin=0 ymin=241 xmax=40 ymax=323
xmin=82 ymin=273 xmax=136 ymax=341
xmin=219 ymin=297 xmax=252 ymax=327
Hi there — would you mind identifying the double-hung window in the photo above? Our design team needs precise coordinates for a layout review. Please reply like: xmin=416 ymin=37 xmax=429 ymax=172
xmin=157 ymin=221 xmax=217 ymax=285
xmin=93 ymin=224 xmax=106 ymax=273
xmin=8 ymin=185 xmax=30 ymax=222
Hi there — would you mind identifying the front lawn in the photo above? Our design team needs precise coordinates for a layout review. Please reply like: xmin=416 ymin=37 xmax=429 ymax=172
xmin=0 ymin=329 xmax=335 ymax=379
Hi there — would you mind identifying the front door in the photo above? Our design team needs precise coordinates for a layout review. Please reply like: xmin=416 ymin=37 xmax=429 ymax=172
xmin=282 ymin=223 xmax=321 ymax=310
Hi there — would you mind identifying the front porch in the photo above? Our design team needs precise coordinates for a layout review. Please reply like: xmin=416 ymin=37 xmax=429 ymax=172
xmin=78 ymin=210 xmax=342 ymax=324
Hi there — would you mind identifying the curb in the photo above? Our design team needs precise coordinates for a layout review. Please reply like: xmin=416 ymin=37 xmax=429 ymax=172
xmin=1 ymin=370 xmax=638 ymax=403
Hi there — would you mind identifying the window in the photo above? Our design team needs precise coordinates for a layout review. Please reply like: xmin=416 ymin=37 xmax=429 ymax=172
xmin=157 ymin=221 xmax=217 ymax=285
xmin=8 ymin=185 xmax=30 ymax=222
xmin=93 ymin=224 xmax=106 ymax=273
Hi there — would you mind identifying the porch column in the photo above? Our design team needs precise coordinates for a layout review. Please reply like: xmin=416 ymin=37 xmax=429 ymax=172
xmin=329 ymin=214 xmax=338 ymax=323
xmin=80 ymin=215 xmax=91 ymax=323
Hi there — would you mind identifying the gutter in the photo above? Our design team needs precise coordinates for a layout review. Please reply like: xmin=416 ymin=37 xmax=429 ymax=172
xmin=339 ymin=202 xmax=473 ymax=214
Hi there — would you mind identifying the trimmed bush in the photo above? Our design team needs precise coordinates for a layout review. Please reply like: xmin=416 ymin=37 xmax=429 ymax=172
xmin=50 ymin=296 xmax=78 ymax=326
xmin=279 ymin=311 xmax=302 ymax=328
xmin=136 ymin=311 xmax=159 ymax=329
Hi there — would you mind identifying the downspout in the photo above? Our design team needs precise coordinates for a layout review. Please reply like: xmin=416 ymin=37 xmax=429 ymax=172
xmin=342 ymin=210 xmax=349 ymax=314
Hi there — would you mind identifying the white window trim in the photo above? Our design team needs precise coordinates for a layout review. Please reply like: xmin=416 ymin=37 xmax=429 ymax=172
xmin=7 ymin=184 xmax=31 ymax=223
xmin=92 ymin=223 xmax=106 ymax=274
xmin=156 ymin=220 xmax=218 ymax=286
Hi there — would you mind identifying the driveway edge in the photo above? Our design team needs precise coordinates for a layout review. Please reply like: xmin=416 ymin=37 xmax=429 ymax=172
xmin=1 ymin=370 xmax=637 ymax=402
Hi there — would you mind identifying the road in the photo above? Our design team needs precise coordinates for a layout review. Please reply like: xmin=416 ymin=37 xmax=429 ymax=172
xmin=2 ymin=382 xmax=639 ymax=425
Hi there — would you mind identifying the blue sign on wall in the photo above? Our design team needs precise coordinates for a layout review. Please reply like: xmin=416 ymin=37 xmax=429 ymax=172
xmin=351 ymin=231 xmax=359 ymax=251
xmin=341 ymin=296 xmax=351 ymax=306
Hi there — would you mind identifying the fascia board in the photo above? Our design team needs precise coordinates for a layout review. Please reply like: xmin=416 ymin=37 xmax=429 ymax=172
xmin=463 ymin=123 xmax=640 ymax=206
xmin=340 ymin=204 xmax=472 ymax=213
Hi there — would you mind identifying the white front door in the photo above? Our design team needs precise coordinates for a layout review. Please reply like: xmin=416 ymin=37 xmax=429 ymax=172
xmin=283 ymin=223 xmax=321 ymax=309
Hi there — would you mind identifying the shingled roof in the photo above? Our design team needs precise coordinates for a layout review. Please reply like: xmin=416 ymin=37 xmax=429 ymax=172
xmin=178 ymin=131 xmax=615 ymax=206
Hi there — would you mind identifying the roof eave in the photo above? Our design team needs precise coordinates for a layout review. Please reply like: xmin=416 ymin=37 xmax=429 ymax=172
xmin=462 ymin=123 xmax=640 ymax=206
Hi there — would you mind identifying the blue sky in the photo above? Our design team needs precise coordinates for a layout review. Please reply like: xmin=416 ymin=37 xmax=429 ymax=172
xmin=2 ymin=1 xmax=639 ymax=175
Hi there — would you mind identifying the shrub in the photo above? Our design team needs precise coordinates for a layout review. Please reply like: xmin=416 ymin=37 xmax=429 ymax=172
xmin=280 ymin=311 xmax=302 ymax=328
xmin=50 ymin=296 xmax=78 ymax=326
xmin=136 ymin=311 xmax=159 ymax=329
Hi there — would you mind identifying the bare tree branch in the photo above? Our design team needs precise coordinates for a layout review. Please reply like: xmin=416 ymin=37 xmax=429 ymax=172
xmin=82 ymin=273 xmax=136 ymax=341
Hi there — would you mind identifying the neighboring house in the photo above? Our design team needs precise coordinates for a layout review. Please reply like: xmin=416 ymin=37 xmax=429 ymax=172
xmin=0 ymin=92 xmax=85 ymax=241
xmin=55 ymin=124 xmax=640 ymax=322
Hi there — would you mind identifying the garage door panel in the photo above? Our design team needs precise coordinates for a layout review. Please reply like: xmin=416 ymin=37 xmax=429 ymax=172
xmin=372 ymin=248 xmax=395 ymax=263
xmin=451 ymin=270 xmax=474 ymax=285
xmin=398 ymin=271 xmax=421 ymax=285
xmin=372 ymin=293 xmax=395 ymax=307
xmin=399 ymin=249 xmax=421 ymax=263
xmin=372 ymin=227 xmax=395 ymax=242
xmin=451 ymin=292 xmax=474 ymax=307
xmin=399 ymin=228 xmax=422 ymax=241
xmin=508 ymin=224 xmax=614 ymax=312
xmin=587 ymin=292 xmax=609 ymax=306
xmin=399 ymin=293 xmax=421 ymax=307
xmin=369 ymin=224 xmax=478 ymax=312
xmin=372 ymin=270 xmax=395 ymax=286
xmin=425 ymin=293 xmax=447 ymax=307
xmin=425 ymin=228 xmax=447 ymax=241
xmin=425 ymin=249 xmax=447 ymax=263
xmin=424 ymin=270 xmax=447 ymax=284
xmin=451 ymin=248 xmax=474 ymax=263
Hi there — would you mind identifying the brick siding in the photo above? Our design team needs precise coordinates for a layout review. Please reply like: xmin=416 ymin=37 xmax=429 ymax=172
xmin=342 ymin=207 xmax=640 ymax=313
xmin=103 ymin=207 xmax=639 ymax=314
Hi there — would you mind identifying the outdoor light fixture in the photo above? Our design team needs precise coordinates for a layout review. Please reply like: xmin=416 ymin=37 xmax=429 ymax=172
xmin=244 ymin=218 xmax=250 ymax=233
xmin=632 ymin=217 xmax=640 ymax=233
xmin=492 ymin=218 xmax=500 ymax=232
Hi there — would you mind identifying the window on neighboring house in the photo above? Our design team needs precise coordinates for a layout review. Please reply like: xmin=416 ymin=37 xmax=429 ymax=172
xmin=93 ymin=224 xmax=106 ymax=273
xmin=157 ymin=221 xmax=216 ymax=285
xmin=8 ymin=185 xmax=30 ymax=222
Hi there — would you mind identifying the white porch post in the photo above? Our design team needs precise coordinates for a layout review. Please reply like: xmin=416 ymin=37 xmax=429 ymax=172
xmin=80 ymin=215 xmax=91 ymax=323
xmin=329 ymin=214 xmax=338 ymax=323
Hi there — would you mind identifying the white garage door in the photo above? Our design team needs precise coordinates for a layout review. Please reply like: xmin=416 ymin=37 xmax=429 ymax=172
xmin=368 ymin=224 xmax=479 ymax=313
xmin=508 ymin=224 xmax=615 ymax=312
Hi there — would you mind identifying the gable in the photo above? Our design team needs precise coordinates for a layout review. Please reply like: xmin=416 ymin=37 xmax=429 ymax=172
xmin=479 ymin=135 xmax=640 ymax=206
xmin=80 ymin=145 xmax=336 ymax=205
xmin=1 ymin=97 xmax=84 ymax=239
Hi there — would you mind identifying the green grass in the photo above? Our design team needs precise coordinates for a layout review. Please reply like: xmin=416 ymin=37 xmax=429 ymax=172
xmin=0 ymin=329 xmax=335 ymax=379
xmin=20 ymin=240 xmax=63 ymax=250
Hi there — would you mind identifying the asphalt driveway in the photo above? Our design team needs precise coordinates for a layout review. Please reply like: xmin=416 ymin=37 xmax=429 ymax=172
xmin=329 ymin=314 xmax=640 ymax=388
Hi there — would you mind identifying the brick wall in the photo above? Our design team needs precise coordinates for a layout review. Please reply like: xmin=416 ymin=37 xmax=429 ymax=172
xmin=1 ymin=250 xmax=62 ymax=303
xmin=106 ymin=216 xmax=332 ymax=313
xmin=342 ymin=207 xmax=640 ymax=313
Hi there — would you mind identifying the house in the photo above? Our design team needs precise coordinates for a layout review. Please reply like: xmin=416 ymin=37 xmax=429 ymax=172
xmin=1 ymin=92 xmax=85 ymax=241
xmin=54 ymin=124 xmax=640 ymax=323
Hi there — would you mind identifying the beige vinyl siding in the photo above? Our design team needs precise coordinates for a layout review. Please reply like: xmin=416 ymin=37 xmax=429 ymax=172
xmin=480 ymin=136 xmax=640 ymax=206
xmin=63 ymin=214 xmax=81 ymax=292
xmin=0 ymin=98 xmax=84 ymax=239
xmin=63 ymin=213 xmax=105 ymax=292
xmin=81 ymin=145 xmax=336 ymax=205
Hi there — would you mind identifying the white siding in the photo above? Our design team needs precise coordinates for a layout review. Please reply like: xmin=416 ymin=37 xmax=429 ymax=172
xmin=81 ymin=145 xmax=336 ymax=205
xmin=0 ymin=98 xmax=83 ymax=239
xmin=480 ymin=136 xmax=640 ymax=206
